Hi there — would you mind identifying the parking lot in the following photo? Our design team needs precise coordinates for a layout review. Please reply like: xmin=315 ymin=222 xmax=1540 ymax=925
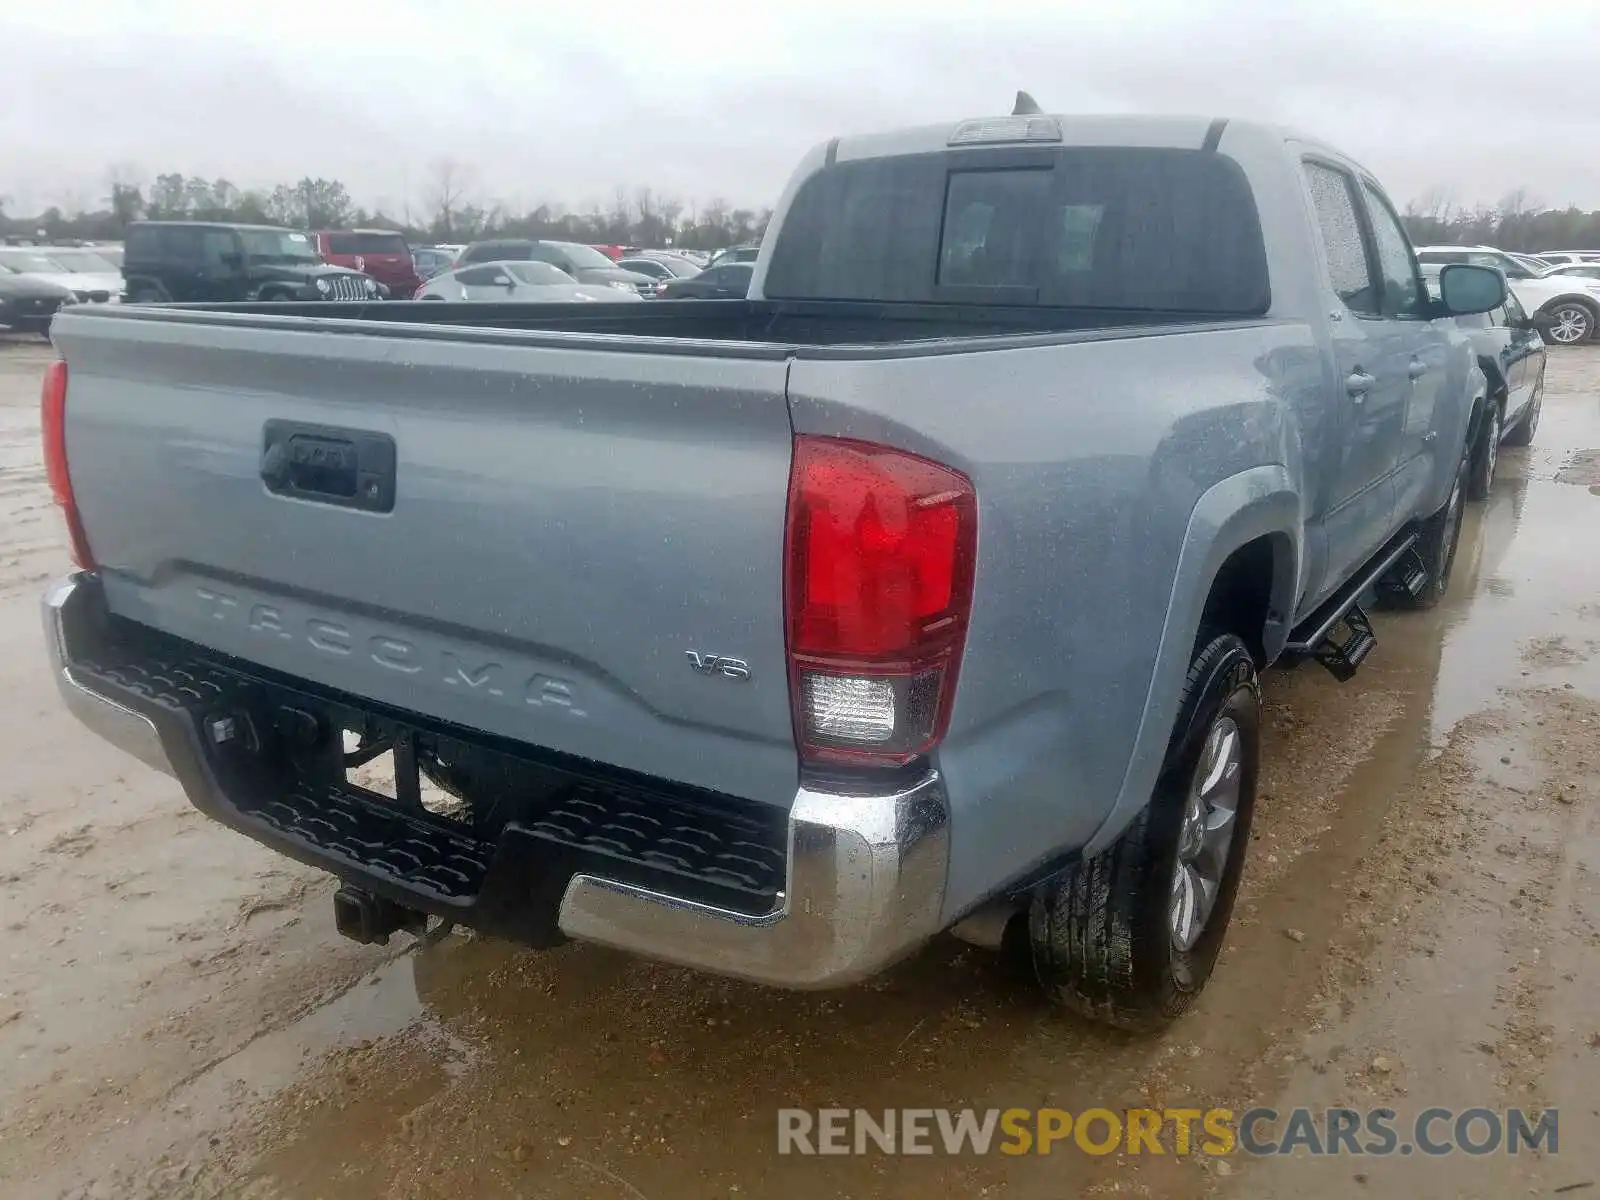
xmin=0 ymin=332 xmax=1596 ymax=1199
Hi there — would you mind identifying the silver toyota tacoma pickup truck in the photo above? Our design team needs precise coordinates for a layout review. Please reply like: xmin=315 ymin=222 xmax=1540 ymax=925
xmin=41 ymin=108 xmax=1507 ymax=1028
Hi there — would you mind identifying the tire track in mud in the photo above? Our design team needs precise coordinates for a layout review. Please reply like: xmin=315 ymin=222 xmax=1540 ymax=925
xmin=0 ymin=398 xmax=58 ymax=595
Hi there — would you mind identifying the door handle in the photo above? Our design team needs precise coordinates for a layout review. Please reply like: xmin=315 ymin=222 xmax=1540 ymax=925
xmin=1345 ymin=369 xmax=1376 ymax=398
xmin=1408 ymin=358 xmax=1429 ymax=380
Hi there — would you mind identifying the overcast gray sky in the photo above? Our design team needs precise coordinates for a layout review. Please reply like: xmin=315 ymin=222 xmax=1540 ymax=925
xmin=5 ymin=0 xmax=1598 ymax=220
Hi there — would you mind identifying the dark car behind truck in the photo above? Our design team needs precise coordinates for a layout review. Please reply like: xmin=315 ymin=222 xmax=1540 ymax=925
xmin=122 ymin=222 xmax=383 ymax=304
xmin=0 ymin=271 xmax=75 ymax=336
xmin=43 ymin=110 xmax=1505 ymax=1028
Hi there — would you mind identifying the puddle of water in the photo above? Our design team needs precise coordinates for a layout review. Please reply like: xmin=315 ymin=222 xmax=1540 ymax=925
xmin=1426 ymin=395 xmax=1600 ymax=735
xmin=29 ymin=959 xmax=444 ymax=1197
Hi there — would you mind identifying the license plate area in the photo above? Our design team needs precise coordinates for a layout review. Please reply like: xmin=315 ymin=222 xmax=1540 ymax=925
xmin=73 ymin=610 xmax=790 ymax=916
xmin=340 ymin=725 xmax=472 ymax=822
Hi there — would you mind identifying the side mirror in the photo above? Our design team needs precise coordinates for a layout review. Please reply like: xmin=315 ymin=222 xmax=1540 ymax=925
xmin=1436 ymin=264 xmax=1506 ymax=317
xmin=493 ymin=274 xmax=513 ymax=288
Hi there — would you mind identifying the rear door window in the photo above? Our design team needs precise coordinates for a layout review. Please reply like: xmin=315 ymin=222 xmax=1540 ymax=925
xmin=125 ymin=227 xmax=157 ymax=259
xmin=199 ymin=230 xmax=238 ymax=266
xmin=621 ymin=260 xmax=671 ymax=279
xmin=163 ymin=227 xmax=207 ymax=263
xmin=1303 ymin=163 xmax=1379 ymax=316
xmin=533 ymin=246 xmax=575 ymax=271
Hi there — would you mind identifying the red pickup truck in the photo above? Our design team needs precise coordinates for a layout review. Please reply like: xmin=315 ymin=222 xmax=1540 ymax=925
xmin=310 ymin=229 xmax=422 ymax=297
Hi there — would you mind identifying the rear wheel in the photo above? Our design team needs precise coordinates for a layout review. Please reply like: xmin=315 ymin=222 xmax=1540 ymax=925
xmin=1392 ymin=445 xmax=1469 ymax=610
xmin=1541 ymin=301 xmax=1594 ymax=346
xmin=1029 ymin=632 xmax=1259 ymax=1029
xmin=1503 ymin=366 xmax=1544 ymax=447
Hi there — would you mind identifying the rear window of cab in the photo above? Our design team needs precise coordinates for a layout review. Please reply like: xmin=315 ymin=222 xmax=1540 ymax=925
xmin=764 ymin=147 xmax=1270 ymax=315
xmin=326 ymin=232 xmax=410 ymax=255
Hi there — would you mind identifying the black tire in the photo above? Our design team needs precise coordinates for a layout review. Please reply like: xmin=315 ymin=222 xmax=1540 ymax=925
xmin=1502 ymin=366 xmax=1543 ymax=448
xmin=1392 ymin=445 xmax=1469 ymax=610
xmin=1029 ymin=632 xmax=1260 ymax=1030
xmin=1466 ymin=399 xmax=1502 ymax=502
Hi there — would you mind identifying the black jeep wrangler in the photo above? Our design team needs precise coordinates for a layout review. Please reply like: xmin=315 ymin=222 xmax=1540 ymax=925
xmin=122 ymin=222 xmax=387 ymax=304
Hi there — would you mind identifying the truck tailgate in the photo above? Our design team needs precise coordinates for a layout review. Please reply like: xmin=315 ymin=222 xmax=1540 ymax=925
xmin=54 ymin=312 xmax=799 ymax=806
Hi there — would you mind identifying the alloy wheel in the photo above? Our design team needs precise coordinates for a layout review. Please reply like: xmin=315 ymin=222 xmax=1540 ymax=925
xmin=1169 ymin=716 xmax=1243 ymax=952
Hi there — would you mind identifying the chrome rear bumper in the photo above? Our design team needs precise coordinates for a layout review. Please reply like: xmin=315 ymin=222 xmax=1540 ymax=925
xmin=559 ymin=775 xmax=949 ymax=987
xmin=44 ymin=573 xmax=950 ymax=988
xmin=44 ymin=576 xmax=172 ymax=776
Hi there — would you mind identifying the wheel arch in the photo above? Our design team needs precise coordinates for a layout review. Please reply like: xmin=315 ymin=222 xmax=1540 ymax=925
xmin=1200 ymin=532 xmax=1296 ymax=668
xmin=1537 ymin=292 xmax=1600 ymax=340
xmin=123 ymin=275 xmax=171 ymax=302
xmin=1476 ymin=355 xmax=1507 ymax=405
xmin=1081 ymin=466 xmax=1299 ymax=858
xmin=1543 ymin=291 xmax=1600 ymax=314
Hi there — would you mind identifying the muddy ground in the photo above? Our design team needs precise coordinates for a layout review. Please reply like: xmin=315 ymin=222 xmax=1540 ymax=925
xmin=0 ymin=332 xmax=1595 ymax=1199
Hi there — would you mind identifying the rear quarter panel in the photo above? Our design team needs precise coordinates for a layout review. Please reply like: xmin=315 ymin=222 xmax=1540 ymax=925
xmin=787 ymin=321 xmax=1324 ymax=917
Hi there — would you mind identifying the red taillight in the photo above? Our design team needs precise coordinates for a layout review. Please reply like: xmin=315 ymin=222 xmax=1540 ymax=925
xmin=785 ymin=435 xmax=977 ymax=766
xmin=40 ymin=360 xmax=94 ymax=569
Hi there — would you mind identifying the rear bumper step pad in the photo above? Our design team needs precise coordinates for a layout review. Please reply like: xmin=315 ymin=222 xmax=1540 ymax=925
xmin=44 ymin=573 xmax=950 ymax=987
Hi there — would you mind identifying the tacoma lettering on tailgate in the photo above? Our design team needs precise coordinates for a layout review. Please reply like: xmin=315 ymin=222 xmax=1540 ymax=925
xmin=194 ymin=586 xmax=586 ymax=716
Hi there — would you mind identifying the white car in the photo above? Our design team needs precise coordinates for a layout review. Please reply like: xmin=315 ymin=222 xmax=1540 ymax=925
xmin=414 ymin=259 xmax=644 ymax=303
xmin=1540 ymin=262 xmax=1600 ymax=283
xmin=1507 ymin=272 xmax=1600 ymax=345
xmin=1417 ymin=245 xmax=1600 ymax=344
xmin=0 ymin=247 xmax=124 ymax=303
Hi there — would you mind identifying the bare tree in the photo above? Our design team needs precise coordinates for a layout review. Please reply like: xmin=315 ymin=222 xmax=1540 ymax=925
xmin=658 ymin=195 xmax=684 ymax=242
xmin=1496 ymin=187 xmax=1540 ymax=221
xmin=1406 ymin=185 xmax=1455 ymax=223
xmin=424 ymin=158 xmax=474 ymax=239
xmin=105 ymin=162 xmax=145 ymax=226
xmin=605 ymin=186 xmax=632 ymax=240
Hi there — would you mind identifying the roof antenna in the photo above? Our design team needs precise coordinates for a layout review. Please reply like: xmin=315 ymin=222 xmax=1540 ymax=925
xmin=1012 ymin=90 xmax=1043 ymax=116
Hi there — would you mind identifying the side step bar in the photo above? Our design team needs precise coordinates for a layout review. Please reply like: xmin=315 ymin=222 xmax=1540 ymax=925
xmin=1283 ymin=531 xmax=1419 ymax=681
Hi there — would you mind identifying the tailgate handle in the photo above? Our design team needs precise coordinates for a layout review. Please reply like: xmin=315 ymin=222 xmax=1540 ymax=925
xmin=262 ymin=420 xmax=396 ymax=513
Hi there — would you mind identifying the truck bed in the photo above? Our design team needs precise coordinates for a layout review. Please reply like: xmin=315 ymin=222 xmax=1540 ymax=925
xmin=94 ymin=297 xmax=1263 ymax=352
